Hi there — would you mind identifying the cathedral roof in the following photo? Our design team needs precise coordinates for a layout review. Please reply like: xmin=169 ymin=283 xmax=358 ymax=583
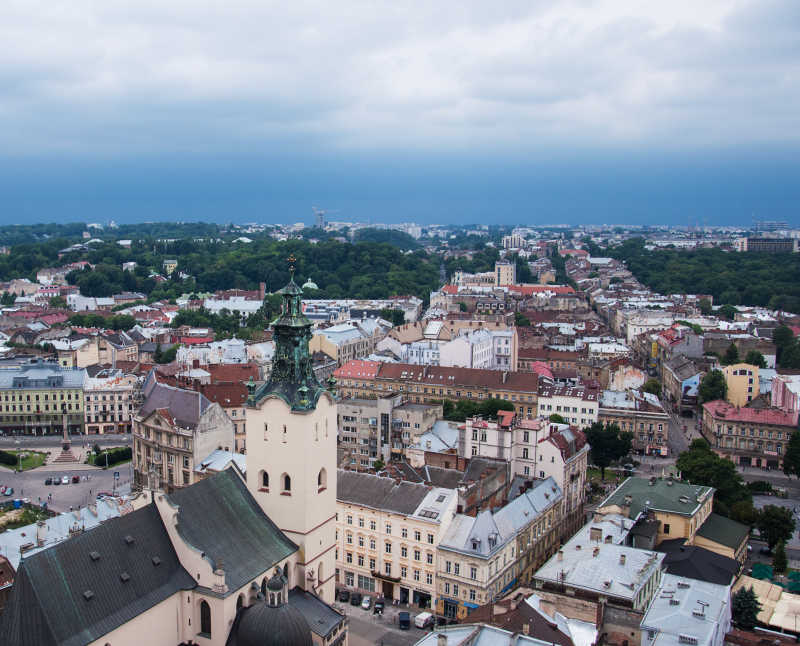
xmin=228 ymin=600 xmax=312 ymax=646
xmin=0 ymin=504 xmax=195 ymax=646
xmin=169 ymin=468 xmax=297 ymax=593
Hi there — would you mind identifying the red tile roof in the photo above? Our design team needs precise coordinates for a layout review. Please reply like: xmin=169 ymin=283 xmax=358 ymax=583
xmin=205 ymin=363 xmax=260 ymax=383
xmin=334 ymin=360 xmax=382 ymax=379
xmin=376 ymin=362 xmax=540 ymax=392
xmin=703 ymin=400 xmax=796 ymax=426
xmin=547 ymin=427 xmax=588 ymax=458
xmin=441 ymin=284 xmax=459 ymax=294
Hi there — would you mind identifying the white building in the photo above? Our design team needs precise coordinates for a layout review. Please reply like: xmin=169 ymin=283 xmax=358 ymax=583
xmin=640 ymin=574 xmax=731 ymax=646
xmin=536 ymin=384 xmax=599 ymax=427
xmin=440 ymin=329 xmax=493 ymax=370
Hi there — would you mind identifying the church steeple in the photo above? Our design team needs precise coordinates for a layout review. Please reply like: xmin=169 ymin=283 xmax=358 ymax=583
xmin=248 ymin=255 xmax=328 ymax=411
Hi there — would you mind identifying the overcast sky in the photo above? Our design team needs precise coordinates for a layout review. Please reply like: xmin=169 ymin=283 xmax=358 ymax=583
xmin=1 ymin=1 xmax=798 ymax=225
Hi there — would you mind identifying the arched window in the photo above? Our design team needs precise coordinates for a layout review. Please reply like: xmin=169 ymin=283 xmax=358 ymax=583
xmin=236 ymin=594 xmax=244 ymax=610
xmin=200 ymin=600 xmax=211 ymax=636
xmin=318 ymin=468 xmax=327 ymax=491
xmin=282 ymin=473 xmax=291 ymax=493
xmin=261 ymin=471 xmax=269 ymax=489
xmin=283 ymin=562 xmax=289 ymax=584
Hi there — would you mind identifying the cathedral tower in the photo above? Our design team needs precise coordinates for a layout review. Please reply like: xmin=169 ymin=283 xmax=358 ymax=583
xmin=245 ymin=257 xmax=337 ymax=602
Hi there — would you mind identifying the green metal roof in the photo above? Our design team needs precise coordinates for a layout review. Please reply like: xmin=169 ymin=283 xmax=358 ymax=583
xmin=696 ymin=512 xmax=750 ymax=550
xmin=169 ymin=468 xmax=297 ymax=593
xmin=599 ymin=476 xmax=714 ymax=519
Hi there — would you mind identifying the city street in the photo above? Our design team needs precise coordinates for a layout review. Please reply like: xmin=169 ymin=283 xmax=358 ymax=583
xmin=0 ymin=434 xmax=131 ymax=449
xmin=334 ymin=601 xmax=430 ymax=646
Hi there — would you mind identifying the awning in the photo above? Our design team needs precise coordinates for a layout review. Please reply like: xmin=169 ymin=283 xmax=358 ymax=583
xmin=463 ymin=602 xmax=479 ymax=609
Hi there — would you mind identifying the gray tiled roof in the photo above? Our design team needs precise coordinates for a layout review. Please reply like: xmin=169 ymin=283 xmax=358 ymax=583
xmin=0 ymin=504 xmax=195 ymax=646
xmin=0 ymin=359 xmax=86 ymax=390
xmin=288 ymin=587 xmax=344 ymax=638
xmin=336 ymin=470 xmax=431 ymax=515
xmin=168 ymin=468 xmax=297 ymax=593
xmin=140 ymin=369 xmax=211 ymax=428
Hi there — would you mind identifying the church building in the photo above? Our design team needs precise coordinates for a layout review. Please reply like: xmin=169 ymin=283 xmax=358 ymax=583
xmin=0 ymin=269 xmax=346 ymax=646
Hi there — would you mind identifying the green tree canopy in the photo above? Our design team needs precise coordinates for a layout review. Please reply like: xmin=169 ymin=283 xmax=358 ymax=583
xmin=584 ymin=422 xmax=632 ymax=479
xmin=440 ymin=398 xmax=515 ymax=422
xmin=719 ymin=304 xmax=738 ymax=321
xmin=757 ymin=505 xmax=796 ymax=549
xmin=698 ymin=370 xmax=727 ymax=403
xmin=773 ymin=540 xmax=788 ymax=574
xmin=379 ymin=308 xmax=406 ymax=327
xmin=642 ymin=379 xmax=661 ymax=396
xmin=731 ymin=586 xmax=762 ymax=630
xmin=782 ymin=431 xmax=800 ymax=478
xmin=514 ymin=312 xmax=531 ymax=327
xmin=698 ymin=298 xmax=712 ymax=315
xmin=48 ymin=295 xmax=67 ymax=308
xmin=743 ymin=350 xmax=767 ymax=369
xmin=721 ymin=343 xmax=740 ymax=366
xmin=675 ymin=439 xmax=751 ymax=516
xmin=549 ymin=413 xmax=566 ymax=424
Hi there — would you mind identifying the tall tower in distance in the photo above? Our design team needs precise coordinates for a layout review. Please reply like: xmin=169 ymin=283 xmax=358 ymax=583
xmin=245 ymin=255 xmax=338 ymax=602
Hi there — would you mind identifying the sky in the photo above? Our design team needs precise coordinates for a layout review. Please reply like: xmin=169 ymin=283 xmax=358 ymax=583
xmin=0 ymin=0 xmax=798 ymax=226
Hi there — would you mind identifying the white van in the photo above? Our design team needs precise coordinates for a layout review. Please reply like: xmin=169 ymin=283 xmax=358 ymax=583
xmin=414 ymin=611 xmax=434 ymax=628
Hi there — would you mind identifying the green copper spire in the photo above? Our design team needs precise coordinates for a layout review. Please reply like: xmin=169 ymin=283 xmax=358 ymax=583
xmin=248 ymin=255 xmax=328 ymax=411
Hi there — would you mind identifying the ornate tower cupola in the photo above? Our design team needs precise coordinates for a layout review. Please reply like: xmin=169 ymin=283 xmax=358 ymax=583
xmin=248 ymin=255 xmax=327 ymax=411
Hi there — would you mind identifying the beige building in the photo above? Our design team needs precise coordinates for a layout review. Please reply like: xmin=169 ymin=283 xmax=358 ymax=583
xmin=0 ymin=359 xmax=85 ymax=435
xmin=436 ymin=478 xmax=562 ymax=620
xmin=723 ymin=362 xmax=759 ymax=406
xmin=83 ymin=369 xmax=138 ymax=434
xmin=133 ymin=372 xmax=235 ymax=490
xmin=336 ymin=470 xmax=457 ymax=607
xmin=599 ymin=389 xmax=670 ymax=456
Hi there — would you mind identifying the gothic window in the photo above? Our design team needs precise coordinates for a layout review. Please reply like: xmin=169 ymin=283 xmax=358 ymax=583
xmin=283 ymin=473 xmax=291 ymax=493
xmin=261 ymin=471 xmax=269 ymax=490
xmin=199 ymin=600 xmax=211 ymax=636
xmin=318 ymin=468 xmax=327 ymax=490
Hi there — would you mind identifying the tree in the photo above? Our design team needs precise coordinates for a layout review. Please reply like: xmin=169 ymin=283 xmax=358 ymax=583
xmin=773 ymin=540 xmax=788 ymax=574
xmin=0 ymin=291 xmax=16 ymax=306
xmin=721 ymin=343 xmax=739 ymax=366
xmin=153 ymin=344 xmax=164 ymax=364
xmin=676 ymin=439 xmax=751 ymax=516
xmin=642 ymin=379 xmax=661 ymax=396
xmin=772 ymin=325 xmax=795 ymax=353
xmin=757 ymin=505 xmax=796 ymax=550
xmin=744 ymin=350 xmax=767 ymax=369
xmin=549 ymin=413 xmax=566 ymax=424
xmin=731 ymin=500 xmax=759 ymax=526
xmin=372 ymin=459 xmax=385 ymax=471
xmin=48 ymin=295 xmax=67 ymax=308
xmin=731 ymin=586 xmax=762 ymax=630
xmin=514 ymin=312 xmax=530 ymax=327
xmin=782 ymin=431 xmax=800 ymax=478
xmin=458 ymin=302 xmax=468 ymax=312
xmin=698 ymin=298 xmax=712 ymax=315
xmin=584 ymin=422 xmax=632 ymax=480
xmin=719 ymin=304 xmax=738 ymax=321
xmin=698 ymin=370 xmax=727 ymax=403
xmin=379 ymin=308 xmax=406 ymax=327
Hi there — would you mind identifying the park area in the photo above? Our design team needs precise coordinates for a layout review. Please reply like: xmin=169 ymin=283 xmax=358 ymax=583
xmin=0 ymin=450 xmax=47 ymax=472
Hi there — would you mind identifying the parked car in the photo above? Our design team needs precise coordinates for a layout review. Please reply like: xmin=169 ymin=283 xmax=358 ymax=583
xmin=398 ymin=611 xmax=410 ymax=630
xmin=373 ymin=599 xmax=385 ymax=615
xmin=71 ymin=475 xmax=80 ymax=484
xmin=361 ymin=596 xmax=372 ymax=610
xmin=338 ymin=589 xmax=350 ymax=603
xmin=53 ymin=477 xmax=61 ymax=485
xmin=44 ymin=477 xmax=53 ymax=485
xmin=350 ymin=592 xmax=363 ymax=606
xmin=60 ymin=476 xmax=69 ymax=485
xmin=3 ymin=487 xmax=13 ymax=496
xmin=415 ymin=612 xmax=434 ymax=629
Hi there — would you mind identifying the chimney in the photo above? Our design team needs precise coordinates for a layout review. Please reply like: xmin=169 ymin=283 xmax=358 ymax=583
xmin=593 ymin=546 xmax=600 ymax=557
xmin=557 ymin=549 xmax=564 ymax=561
xmin=193 ymin=359 xmax=200 ymax=369
xmin=437 ymin=635 xmax=447 ymax=646
xmin=619 ymin=554 xmax=626 ymax=565
xmin=36 ymin=520 xmax=47 ymax=547
xmin=259 ymin=282 xmax=266 ymax=300
xmin=502 ymin=371 xmax=508 ymax=384
xmin=522 ymin=623 xmax=530 ymax=636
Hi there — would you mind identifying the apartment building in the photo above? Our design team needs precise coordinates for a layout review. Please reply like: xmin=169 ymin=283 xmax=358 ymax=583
xmin=722 ymin=363 xmax=759 ymax=406
xmin=702 ymin=400 xmax=796 ymax=469
xmin=536 ymin=384 xmax=599 ymax=427
xmin=0 ymin=359 xmax=85 ymax=435
xmin=337 ymin=395 xmax=441 ymax=469
xmin=334 ymin=361 xmax=540 ymax=419
xmin=436 ymin=478 xmax=563 ymax=620
xmin=599 ymin=389 xmax=670 ymax=455
xmin=83 ymin=369 xmax=137 ymax=434
xmin=132 ymin=371 xmax=234 ymax=491
xmin=771 ymin=374 xmax=800 ymax=424
xmin=336 ymin=470 xmax=457 ymax=608
xmin=310 ymin=319 xmax=391 ymax=365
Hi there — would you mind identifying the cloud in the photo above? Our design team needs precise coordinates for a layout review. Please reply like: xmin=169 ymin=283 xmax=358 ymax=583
xmin=0 ymin=0 xmax=798 ymax=156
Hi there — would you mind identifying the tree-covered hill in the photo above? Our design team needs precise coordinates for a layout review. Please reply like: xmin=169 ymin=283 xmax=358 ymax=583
xmin=605 ymin=238 xmax=800 ymax=311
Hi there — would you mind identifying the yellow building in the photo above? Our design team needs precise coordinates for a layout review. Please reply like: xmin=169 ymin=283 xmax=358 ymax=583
xmin=0 ymin=359 xmax=86 ymax=435
xmin=163 ymin=259 xmax=178 ymax=275
xmin=723 ymin=362 xmax=759 ymax=406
